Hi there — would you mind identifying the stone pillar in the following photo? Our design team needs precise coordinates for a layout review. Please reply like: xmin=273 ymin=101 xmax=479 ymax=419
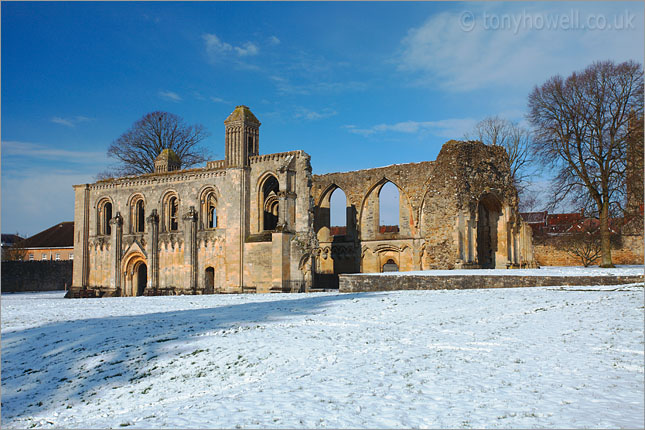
xmin=466 ymin=217 xmax=475 ymax=263
xmin=183 ymin=206 xmax=198 ymax=293
xmin=277 ymin=190 xmax=288 ymax=229
xmin=147 ymin=209 xmax=160 ymax=292
xmin=271 ymin=231 xmax=293 ymax=292
xmin=110 ymin=212 xmax=123 ymax=294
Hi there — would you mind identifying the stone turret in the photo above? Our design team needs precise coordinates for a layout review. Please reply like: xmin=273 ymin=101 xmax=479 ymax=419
xmin=224 ymin=105 xmax=261 ymax=168
xmin=154 ymin=148 xmax=180 ymax=173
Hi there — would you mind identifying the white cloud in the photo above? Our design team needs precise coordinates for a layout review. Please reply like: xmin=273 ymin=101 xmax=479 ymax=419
xmin=202 ymin=33 xmax=232 ymax=57
xmin=210 ymin=97 xmax=229 ymax=104
xmin=294 ymin=107 xmax=337 ymax=121
xmin=1 ymin=169 xmax=93 ymax=236
xmin=235 ymin=42 xmax=259 ymax=57
xmin=397 ymin=3 xmax=644 ymax=92
xmin=2 ymin=141 xmax=107 ymax=163
xmin=270 ymin=75 xmax=367 ymax=96
xmin=202 ymin=33 xmax=260 ymax=63
xmin=346 ymin=118 xmax=478 ymax=139
xmin=50 ymin=116 xmax=92 ymax=128
xmin=269 ymin=35 xmax=281 ymax=46
xmin=158 ymin=91 xmax=182 ymax=102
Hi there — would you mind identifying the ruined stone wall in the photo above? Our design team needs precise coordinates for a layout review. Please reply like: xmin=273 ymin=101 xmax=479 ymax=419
xmin=312 ymin=141 xmax=535 ymax=274
xmin=339 ymin=272 xmax=644 ymax=293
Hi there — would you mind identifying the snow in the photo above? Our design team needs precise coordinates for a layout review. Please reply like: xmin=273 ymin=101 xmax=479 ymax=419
xmin=362 ymin=265 xmax=645 ymax=277
xmin=2 ymin=282 xmax=644 ymax=428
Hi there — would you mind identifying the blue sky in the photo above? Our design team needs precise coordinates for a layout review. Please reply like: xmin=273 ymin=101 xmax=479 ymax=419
xmin=2 ymin=1 xmax=643 ymax=236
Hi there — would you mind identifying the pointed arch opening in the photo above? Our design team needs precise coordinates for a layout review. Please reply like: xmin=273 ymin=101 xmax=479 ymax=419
xmin=329 ymin=187 xmax=347 ymax=236
xmin=379 ymin=181 xmax=400 ymax=233
xmin=260 ymin=174 xmax=279 ymax=231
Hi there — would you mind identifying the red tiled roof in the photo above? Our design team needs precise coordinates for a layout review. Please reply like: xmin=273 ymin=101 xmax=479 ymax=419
xmin=15 ymin=222 xmax=74 ymax=249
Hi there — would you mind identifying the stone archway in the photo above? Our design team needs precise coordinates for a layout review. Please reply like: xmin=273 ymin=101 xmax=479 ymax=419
xmin=135 ymin=262 xmax=147 ymax=296
xmin=122 ymin=252 xmax=148 ymax=297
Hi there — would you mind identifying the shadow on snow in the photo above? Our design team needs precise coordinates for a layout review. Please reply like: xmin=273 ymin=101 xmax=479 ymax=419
xmin=1 ymin=292 xmax=380 ymax=421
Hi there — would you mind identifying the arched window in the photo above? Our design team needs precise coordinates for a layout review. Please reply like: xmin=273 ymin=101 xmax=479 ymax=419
xmin=130 ymin=196 xmax=145 ymax=233
xmin=330 ymin=188 xmax=347 ymax=236
xmin=260 ymin=175 xmax=279 ymax=231
xmin=379 ymin=182 xmax=400 ymax=233
xmin=169 ymin=197 xmax=178 ymax=231
xmin=97 ymin=199 xmax=112 ymax=236
xmin=162 ymin=192 xmax=179 ymax=232
xmin=200 ymin=189 xmax=219 ymax=229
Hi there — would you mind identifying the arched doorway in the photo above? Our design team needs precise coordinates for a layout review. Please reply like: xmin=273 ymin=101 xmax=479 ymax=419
xmin=122 ymin=252 xmax=148 ymax=297
xmin=477 ymin=194 xmax=501 ymax=269
xmin=134 ymin=262 xmax=147 ymax=296
xmin=382 ymin=259 xmax=399 ymax=272
xmin=205 ymin=267 xmax=215 ymax=294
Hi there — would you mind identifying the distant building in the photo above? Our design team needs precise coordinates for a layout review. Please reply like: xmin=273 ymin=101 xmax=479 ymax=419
xmin=1 ymin=234 xmax=24 ymax=260
xmin=10 ymin=222 xmax=74 ymax=262
xmin=1 ymin=234 xmax=24 ymax=250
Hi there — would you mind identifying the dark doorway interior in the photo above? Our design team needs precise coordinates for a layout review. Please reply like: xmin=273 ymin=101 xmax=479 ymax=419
xmin=476 ymin=195 xmax=500 ymax=269
xmin=136 ymin=263 xmax=147 ymax=296
xmin=382 ymin=259 xmax=399 ymax=272
xmin=205 ymin=267 xmax=215 ymax=294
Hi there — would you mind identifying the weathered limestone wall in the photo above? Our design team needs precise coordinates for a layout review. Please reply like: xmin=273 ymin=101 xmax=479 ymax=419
xmin=312 ymin=141 xmax=537 ymax=276
xmin=339 ymin=273 xmax=645 ymax=293
xmin=71 ymin=146 xmax=315 ymax=296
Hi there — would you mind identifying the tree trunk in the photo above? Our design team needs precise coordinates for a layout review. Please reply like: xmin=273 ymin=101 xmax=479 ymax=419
xmin=599 ymin=202 xmax=614 ymax=268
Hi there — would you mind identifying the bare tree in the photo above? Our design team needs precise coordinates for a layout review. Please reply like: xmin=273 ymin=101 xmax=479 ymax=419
xmin=102 ymin=111 xmax=210 ymax=177
xmin=528 ymin=60 xmax=643 ymax=267
xmin=556 ymin=228 xmax=602 ymax=267
xmin=465 ymin=116 xmax=532 ymax=193
xmin=2 ymin=244 xmax=28 ymax=262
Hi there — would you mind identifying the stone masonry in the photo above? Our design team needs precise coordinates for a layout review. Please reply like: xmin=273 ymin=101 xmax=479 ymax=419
xmin=69 ymin=106 xmax=537 ymax=297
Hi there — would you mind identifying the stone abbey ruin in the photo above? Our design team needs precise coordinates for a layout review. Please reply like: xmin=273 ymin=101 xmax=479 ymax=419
xmin=69 ymin=106 xmax=536 ymax=297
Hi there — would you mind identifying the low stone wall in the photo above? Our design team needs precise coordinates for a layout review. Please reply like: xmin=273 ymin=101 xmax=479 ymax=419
xmin=1 ymin=261 xmax=73 ymax=293
xmin=534 ymin=234 xmax=644 ymax=267
xmin=339 ymin=273 xmax=644 ymax=293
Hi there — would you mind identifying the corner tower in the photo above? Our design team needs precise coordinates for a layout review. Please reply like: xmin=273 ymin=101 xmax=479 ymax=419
xmin=224 ymin=105 xmax=261 ymax=168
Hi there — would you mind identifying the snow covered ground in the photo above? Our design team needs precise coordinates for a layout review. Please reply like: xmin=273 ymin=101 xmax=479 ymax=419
xmin=2 ymin=281 xmax=644 ymax=428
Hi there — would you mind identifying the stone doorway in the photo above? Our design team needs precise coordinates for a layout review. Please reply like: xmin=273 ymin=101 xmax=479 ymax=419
xmin=135 ymin=263 xmax=147 ymax=296
xmin=476 ymin=194 xmax=501 ymax=269
xmin=205 ymin=267 xmax=215 ymax=294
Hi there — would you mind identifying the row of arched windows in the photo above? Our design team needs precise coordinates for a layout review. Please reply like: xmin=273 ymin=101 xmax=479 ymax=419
xmin=325 ymin=181 xmax=400 ymax=232
xmin=95 ymin=173 xmax=284 ymax=237
xmin=96 ymin=189 xmax=219 ymax=236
